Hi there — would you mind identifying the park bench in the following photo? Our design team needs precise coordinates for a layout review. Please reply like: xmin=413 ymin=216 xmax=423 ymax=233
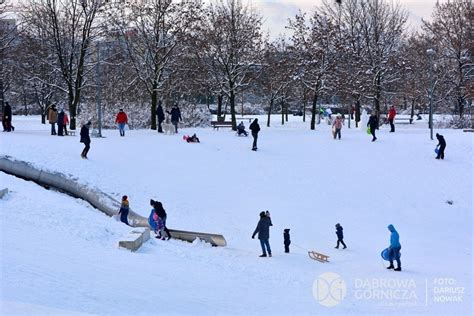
xmin=394 ymin=117 xmax=413 ymax=124
xmin=235 ymin=117 xmax=253 ymax=123
xmin=211 ymin=121 xmax=233 ymax=130
xmin=308 ymin=251 xmax=329 ymax=263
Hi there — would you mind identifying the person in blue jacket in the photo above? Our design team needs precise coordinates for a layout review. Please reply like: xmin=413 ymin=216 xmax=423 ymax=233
xmin=252 ymin=211 xmax=273 ymax=257
xmin=387 ymin=224 xmax=402 ymax=271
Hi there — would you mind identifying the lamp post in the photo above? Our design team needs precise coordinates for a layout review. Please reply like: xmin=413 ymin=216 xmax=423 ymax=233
xmin=426 ymin=48 xmax=435 ymax=140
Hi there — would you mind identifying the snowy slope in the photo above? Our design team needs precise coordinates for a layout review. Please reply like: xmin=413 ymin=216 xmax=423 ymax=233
xmin=0 ymin=115 xmax=472 ymax=315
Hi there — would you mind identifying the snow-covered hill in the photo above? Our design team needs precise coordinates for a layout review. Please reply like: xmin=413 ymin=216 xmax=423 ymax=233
xmin=1 ymin=116 xmax=472 ymax=315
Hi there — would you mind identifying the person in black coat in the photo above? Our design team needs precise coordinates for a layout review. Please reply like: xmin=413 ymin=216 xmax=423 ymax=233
xmin=252 ymin=211 xmax=273 ymax=257
xmin=118 ymin=195 xmax=130 ymax=226
xmin=283 ymin=229 xmax=291 ymax=253
xmin=435 ymin=133 xmax=446 ymax=159
xmin=335 ymin=223 xmax=347 ymax=249
xmin=249 ymin=118 xmax=260 ymax=151
xmin=151 ymin=199 xmax=172 ymax=239
xmin=167 ymin=105 xmax=182 ymax=133
xmin=157 ymin=102 xmax=165 ymax=133
xmin=367 ymin=113 xmax=378 ymax=142
xmin=80 ymin=121 xmax=91 ymax=159
xmin=3 ymin=102 xmax=13 ymax=132
xmin=57 ymin=110 xmax=65 ymax=136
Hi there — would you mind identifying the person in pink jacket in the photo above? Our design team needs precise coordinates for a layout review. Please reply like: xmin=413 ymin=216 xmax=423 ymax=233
xmin=332 ymin=114 xmax=343 ymax=140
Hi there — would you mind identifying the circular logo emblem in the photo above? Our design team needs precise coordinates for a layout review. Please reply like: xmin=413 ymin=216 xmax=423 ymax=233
xmin=312 ymin=272 xmax=347 ymax=307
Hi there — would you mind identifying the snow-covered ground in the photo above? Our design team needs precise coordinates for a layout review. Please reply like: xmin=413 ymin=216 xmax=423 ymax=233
xmin=1 ymin=115 xmax=472 ymax=315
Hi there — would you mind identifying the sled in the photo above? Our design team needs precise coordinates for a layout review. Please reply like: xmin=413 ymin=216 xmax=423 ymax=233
xmin=381 ymin=248 xmax=401 ymax=261
xmin=308 ymin=251 xmax=329 ymax=263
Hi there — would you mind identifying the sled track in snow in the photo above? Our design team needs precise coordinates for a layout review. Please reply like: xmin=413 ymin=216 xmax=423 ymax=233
xmin=0 ymin=156 xmax=227 ymax=247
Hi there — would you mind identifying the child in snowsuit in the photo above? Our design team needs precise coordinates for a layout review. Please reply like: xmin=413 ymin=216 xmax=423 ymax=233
xmin=435 ymin=133 xmax=446 ymax=160
xmin=118 ymin=195 xmax=130 ymax=225
xmin=335 ymin=223 xmax=347 ymax=249
xmin=283 ymin=229 xmax=291 ymax=253
xmin=186 ymin=133 xmax=200 ymax=143
xmin=367 ymin=113 xmax=378 ymax=142
xmin=237 ymin=122 xmax=248 ymax=136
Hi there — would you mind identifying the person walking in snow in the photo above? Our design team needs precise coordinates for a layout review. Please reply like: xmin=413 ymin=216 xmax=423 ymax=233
xmin=118 ymin=195 xmax=130 ymax=225
xmin=48 ymin=104 xmax=58 ymax=135
xmin=435 ymin=133 xmax=446 ymax=160
xmin=63 ymin=111 xmax=70 ymax=136
xmin=3 ymin=102 xmax=13 ymax=132
xmin=283 ymin=229 xmax=291 ymax=253
xmin=252 ymin=211 xmax=273 ymax=257
xmin=388 ymin=105 xmax=396 ymax=132
xmin=157 ymin=102 xmax=165 ymax=133
xmin=57 ymin=110 xmax=65 ymax=136
xmin=80 ymin=121 xmax=92 ymax=159
xmin=386 ymin=224 xmax=402 ymax=271
xmin=115 ymin=109 xmax=128 ymax=137
xmin=332 ymin=114 xmax=343 ymax=140
xmin=249 ymin=118 xmax=260 ymax=151
xmin=367 ymin=113 xmax=378 ymax=142
xmin=167 ymin=105 xmax=182 ymax=133
xmin=334 ymin=223 xmax=347 ymax=249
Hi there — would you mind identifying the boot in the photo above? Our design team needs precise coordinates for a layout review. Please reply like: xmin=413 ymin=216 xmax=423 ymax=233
xmin=394 ymin=267 xmax=402 ymax=271
xmin=335 ymin=246 xmax=339 ymax=249
xmin=269 ymin=253 xmax=272 ymax=257
xmin=387 ymin=265 xmax=394 ymax=269
xmin=259 ymin=254 xmax=267 ymax=257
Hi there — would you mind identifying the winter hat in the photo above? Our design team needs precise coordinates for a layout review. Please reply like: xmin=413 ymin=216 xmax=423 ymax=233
xmin=387 ymin=224 xmax=395 ymax=232
xmin=122 ymin=195 xmax=128 ymax=201
xmin=86 ymin=121 xmax=92 ymax=126
xmin=284 ymin=228 xmax=290 ymax=232
xmin=150 ymin=199 xmax=155 ymax=206
xmin=259 ymin=211 xmax=266 ymax=217
xmin=335 ymin=223 xmax=341 ymax=228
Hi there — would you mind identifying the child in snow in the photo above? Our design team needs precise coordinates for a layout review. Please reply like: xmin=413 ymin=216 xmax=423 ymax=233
xmin=118 ymin=195 xmax=130 ymax=225
xmin=237 ymin=122 xmax=248 ymax=136
xmin=186 ymin=133 xmax=200 ymax=143
xmin=332 ymin=114 xmax=343 ymax=139
xmin=252 ymin=211 xmax=273 ymax=257
xmin=335 ymin=223 xmax=347 ymax=249
xmin=283 ymin=229 xmax=291 ymax=253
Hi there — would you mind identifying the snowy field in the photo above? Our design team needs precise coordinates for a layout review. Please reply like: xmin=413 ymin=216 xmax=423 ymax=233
xmin=0 ymin=115 xmax=472 ymax=315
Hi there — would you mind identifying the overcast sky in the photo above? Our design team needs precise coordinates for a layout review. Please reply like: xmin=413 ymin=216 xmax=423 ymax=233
xmin=253 ymin=0 xmax=439 ymax=37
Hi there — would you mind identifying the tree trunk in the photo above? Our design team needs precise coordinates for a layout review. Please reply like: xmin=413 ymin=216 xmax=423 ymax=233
xmin=229 ymin=88 xmax=236 ymax=130
xmin=374 ymin=73 xmax=381 ymax=127
xmin=410 ymin=98 xmax=415 ymax=120
xmin=303 ymin=92 xmax=307 ymax=123
xmin=281 ymin=99 xmax=285 ymax=125
xmin=267 ymin=98 xmax=273 ymax=127
xmin=217 ymin=93 xmax=223 ymax=120
xmin=311 ymin=92 xmax=318 ymax=130
xmin=355 ymin=97 xmax=361 ymax=128
xmin=151 ymin=85 xmax=158 ymax=130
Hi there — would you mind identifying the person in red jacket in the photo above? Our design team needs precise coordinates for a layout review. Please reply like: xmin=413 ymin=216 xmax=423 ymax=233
xmin=388 ymin=106 xmax=396 ymax=132
xmin=115 ymin=109 xmax=128 ymax=136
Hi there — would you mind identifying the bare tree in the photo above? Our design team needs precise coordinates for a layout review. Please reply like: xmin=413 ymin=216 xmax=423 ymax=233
xmin=422 ymin=0 xmax=473 ymax=117
xmin=259 ymin=38 xmax=293 ymax=127
xmin=21 ymin=0 xmax=103 ymax=130
xmin=288 ymin=10 xmax=342 ymax=130
xmin=108 ymin=0 xmax=203 ymax=130
xmin=199 ymin=0 xmax=264 ymax=130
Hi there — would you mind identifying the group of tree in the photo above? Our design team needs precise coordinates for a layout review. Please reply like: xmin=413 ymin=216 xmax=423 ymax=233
xmin=1 ymin=0 xmax=472 ymax=130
